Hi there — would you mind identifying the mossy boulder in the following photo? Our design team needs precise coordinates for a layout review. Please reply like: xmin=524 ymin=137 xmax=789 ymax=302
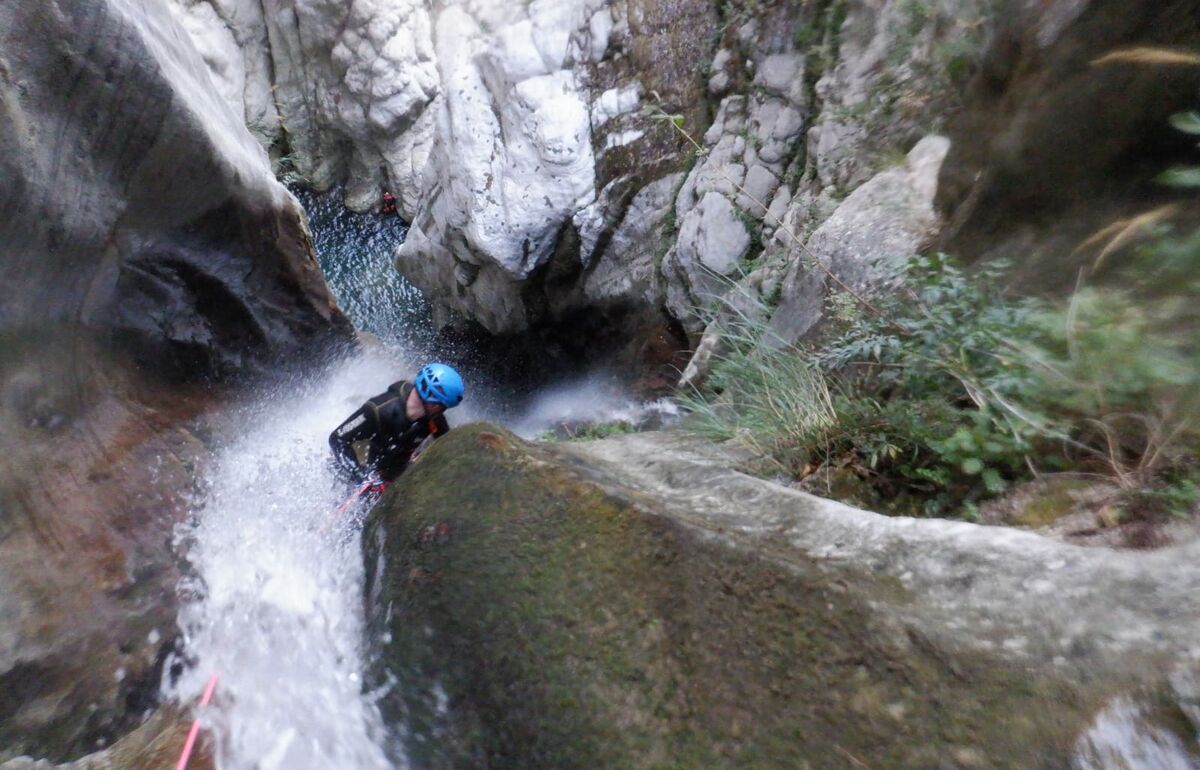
xmin=364 ymin=424 xmax=1109 ymax=769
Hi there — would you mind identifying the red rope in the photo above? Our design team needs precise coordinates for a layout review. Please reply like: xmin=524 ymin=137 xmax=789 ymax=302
xmin=318 ymin=479 xmax=389 ymax=535
xmin=174 ymin=481 xmax=386 ymax=767
xmin=175 ymin=673 xmax=219 ymax=770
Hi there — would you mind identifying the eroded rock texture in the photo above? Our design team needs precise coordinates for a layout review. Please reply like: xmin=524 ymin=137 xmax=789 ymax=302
xmin=173 ymin=0 xmax=1200 ymax=377
xmin=0 ymin=0 xmax=350 ymax=759
xmin=364 ymin=425 xmax=1200 ymax=768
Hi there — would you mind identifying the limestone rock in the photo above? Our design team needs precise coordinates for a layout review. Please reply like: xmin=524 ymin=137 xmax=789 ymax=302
xmin=394 ymin=3 xmax=598 ymax=335
xmin=582 ymin=173 xmax=683 ymax=306
xmin=767 ymin=135 xmax=951 ymax=346
xmin=362 ymin=424 xmax=1193 ymax=769
xmin=707 ymin=47 xmax=734 ymax=96
xmin=166 ymin=0 xmax=440 ymax=211
xmin=663 ymin=35 xmax=809 ymax=338
xmin=805 ymin=0 xmax=997 ymax=197
xmin=665 ymin=192 xmax=752 ymax=334
xmin=0 ymin=0 xmax=350 ymax=758
xmin=167 ymin=0 xmax=719 ymax=341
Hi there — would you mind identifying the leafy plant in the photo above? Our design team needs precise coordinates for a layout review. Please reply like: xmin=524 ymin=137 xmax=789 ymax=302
xmin=680 ymin=247 xmax=1200 ymax=519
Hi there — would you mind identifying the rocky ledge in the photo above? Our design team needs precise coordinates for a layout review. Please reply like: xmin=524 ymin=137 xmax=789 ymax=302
xmin=363 ymin=425 xmax=1200 ymax=768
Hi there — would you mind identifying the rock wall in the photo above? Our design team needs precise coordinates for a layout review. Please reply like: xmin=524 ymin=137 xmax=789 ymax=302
xmin=0 ymin=0 xmax=351 ymax=760
xmin=0 ymin=708 xmax=212 ymax=770
xmin=935 ymin=0 xmax=1200 ymax=287
xmin=164 ymin=0 xmax=978 ymax=372
xmin=363 ymin=425 xmax=1200 ymax=768
xmin=174 ymin=0 xmax=1200 ymax=376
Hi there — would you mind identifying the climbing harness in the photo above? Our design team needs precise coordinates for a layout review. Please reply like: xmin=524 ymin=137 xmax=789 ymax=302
xmin=175 ymin=673 xmax=218 ymax=770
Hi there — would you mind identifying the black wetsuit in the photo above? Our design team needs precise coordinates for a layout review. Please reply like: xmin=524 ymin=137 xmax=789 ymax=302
xmin=328 ymin=380 xmax=449 ymax=483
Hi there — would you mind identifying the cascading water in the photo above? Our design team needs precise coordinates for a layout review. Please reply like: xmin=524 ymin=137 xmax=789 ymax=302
xmin=163 ymin=189 xmax=681 ymax=769
xmin=168 ymin=355 xmax=411 ymax=770
xmin=164 ymin=191 xmax=425 ymax=769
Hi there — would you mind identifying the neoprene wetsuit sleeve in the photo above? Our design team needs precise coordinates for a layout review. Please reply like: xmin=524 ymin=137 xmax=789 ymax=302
xmin=329 ymin=405 xmax=377 ymax=476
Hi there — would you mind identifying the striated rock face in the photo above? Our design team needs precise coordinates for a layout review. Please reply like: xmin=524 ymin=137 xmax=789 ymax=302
xmin=170 ymin=0 xmax=712 ymax=371
xmin=168 ymin=0 xmax=440 ymax=213
xmin=396 ymin=1 xmax=604 ymax=335
xmin=364 ymin=425 xmax=1200 ymax=768
xmin=0 ymin=0 xmax=351 ymax=760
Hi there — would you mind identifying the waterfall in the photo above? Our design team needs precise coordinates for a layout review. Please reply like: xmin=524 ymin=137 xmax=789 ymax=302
xmin=163 ymin=190 xmax=424 ymax=769
xmin=160 ymin=187 xmax=678 ymax=769
xmin=166 ymin=354 xmax=413 ymax=770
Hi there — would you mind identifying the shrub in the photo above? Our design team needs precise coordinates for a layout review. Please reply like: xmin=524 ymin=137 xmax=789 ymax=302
xmin=679 ymin=249 xmax=1200 ymax=518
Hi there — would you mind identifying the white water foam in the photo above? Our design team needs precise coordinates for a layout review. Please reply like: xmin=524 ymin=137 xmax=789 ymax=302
xmin=166 ymin=351 xmax=416 ymax=770
xmin=509 ymin=374 xmax=680 ymax=438
xmin=164 ymin=345 xmax=673 ymax=769
xmin=1072 ymin=697 xmax=1199 ymax=770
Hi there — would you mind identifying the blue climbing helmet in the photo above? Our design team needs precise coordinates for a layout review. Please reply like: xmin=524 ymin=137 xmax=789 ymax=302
xmin=415 ymin=363 xmax=465 ymax=408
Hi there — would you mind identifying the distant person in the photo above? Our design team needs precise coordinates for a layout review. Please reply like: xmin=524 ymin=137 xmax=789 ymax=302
xmin=381 ymin=190 xmax=397 ymax=215
xmin=329 ymin=363 xmax=465 ymax=484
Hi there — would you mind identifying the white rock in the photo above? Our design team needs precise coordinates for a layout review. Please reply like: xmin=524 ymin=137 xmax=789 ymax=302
xmin=754 ymin=52 xmax=804 ymax=102
xmin=584 ymin=173 xmax=683 ymax=304
xmin=586 ymin=7 xmax=615 ymax=61
xmin=736 ymin=164 xmax=780 ymax=218
xmin=708 ymin=48 xmax=733 ymax=95
xmin=393 ymin=1 xmax=598 ymax=333
xmin=671 ymin=192 xmax=751 ymax=313
xmin=591 ymin=84 xmax=642 ymax=128
xmin=766 ymin=135 xmax=952 ymax=346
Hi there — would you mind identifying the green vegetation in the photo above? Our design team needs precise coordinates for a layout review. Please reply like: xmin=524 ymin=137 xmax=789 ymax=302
xmin=680 ymin=246 xmax=1200 ymax=519
xmin=536 ymin=420 xmax=638 ymax=442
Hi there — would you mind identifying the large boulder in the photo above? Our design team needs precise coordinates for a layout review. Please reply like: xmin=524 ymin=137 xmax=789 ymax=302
xmin=766 ymin=134 xmax=950 ymax=346
xmin=0 ymin=0 xmax=351 ymax=760
xmin=363 ymin=425 xmax=1200 ymax=768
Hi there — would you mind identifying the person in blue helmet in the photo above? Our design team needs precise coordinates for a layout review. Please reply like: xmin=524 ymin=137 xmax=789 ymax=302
xmin=329 ymin=363 xmax=465 ymax=483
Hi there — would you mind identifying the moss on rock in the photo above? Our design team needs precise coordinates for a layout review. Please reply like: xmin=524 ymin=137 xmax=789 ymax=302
xmin=365 ymin=424 xmax=1103 ymax=769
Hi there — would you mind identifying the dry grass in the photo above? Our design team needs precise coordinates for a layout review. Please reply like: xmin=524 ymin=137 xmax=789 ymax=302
xmin=1092 ymin=47 xmax=1200 ymax=68
xmin=1073 ymin=204 xmax=1181 ymax=271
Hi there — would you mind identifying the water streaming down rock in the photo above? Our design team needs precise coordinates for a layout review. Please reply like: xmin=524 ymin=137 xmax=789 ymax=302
xmin=1072 ymin=698 xmax=1198 ymax=770
xmin=166 ymin=354 xmax=412 ymax=770
xmin=157 ymin=185 xmax=434 ymax=768
xmin=508 ymin=374 xmax=680 ymax=439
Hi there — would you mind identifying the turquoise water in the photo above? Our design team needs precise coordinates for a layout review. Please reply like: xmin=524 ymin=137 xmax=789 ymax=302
xmin=293 ymin=187 xmax=433 ymax=353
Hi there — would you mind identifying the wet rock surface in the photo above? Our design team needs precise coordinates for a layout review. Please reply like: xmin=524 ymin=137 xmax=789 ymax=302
xmin=0 ymin=0 xmax=351 ymax=759
xmin=363 ymin=425 xmax=1200 ymax=768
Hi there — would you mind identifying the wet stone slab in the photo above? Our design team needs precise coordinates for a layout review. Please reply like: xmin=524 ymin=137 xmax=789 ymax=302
xmin=360 ymin=424 xmax=1200 ymax=769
